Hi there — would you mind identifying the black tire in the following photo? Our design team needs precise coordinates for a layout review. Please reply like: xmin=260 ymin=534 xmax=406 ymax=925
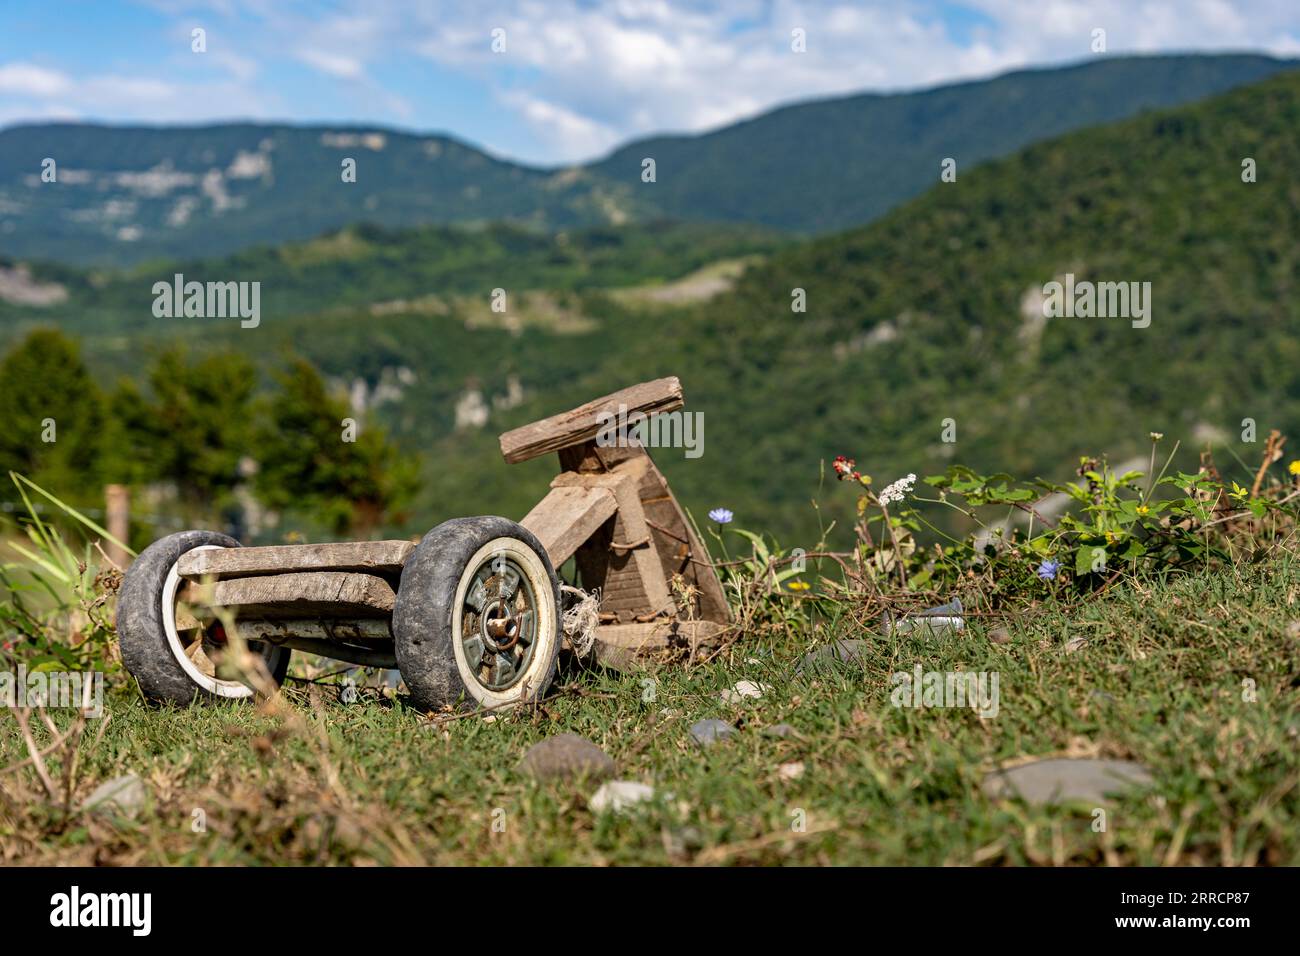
xmin=116 ymin=530 xmax=290 ymax=705
xmin=394 ymin=516 xmax=561 ymax=712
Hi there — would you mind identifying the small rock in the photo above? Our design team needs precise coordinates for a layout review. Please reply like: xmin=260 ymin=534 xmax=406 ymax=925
xmin=763 ymin=723 xmax=796 ymax=739
xmin=721 ymin=680 xmax=769 ymax=703
xmin=690 ymin=718 xmax=737 ymax=747
xmin=663 ymin=824 xmax=704 ymax=857
xmin=1064 ymin=637 xmax=1089 ymax=654
xmin=1286 ymin=620 xmax=1300 ymax=639
xmin=481 ymin=714 xmax=498 ymax=724
xmin=981 ymin=758 xmax=1154 ymax=806
xmin=331 ymin=815 xmax=364 ymax=850
xmin=519 ymin=733 xmax=615 ymax=782
xmin=778 ymin=761 xmax=805 ymax=781
xmin=988 ymin=627 xmax=1012 ymax=645
xmin=797 ymin=639 xmax=870 ymax=674
xmin=589 ymin=780 xmax=656 ymax=814
xmin=420 ymin=721 xmax=451 ymax=740
xmin=673 ymin=825 xmax=704 ymax=849
xmin=81 ymin=773 xmax=148 ymax=819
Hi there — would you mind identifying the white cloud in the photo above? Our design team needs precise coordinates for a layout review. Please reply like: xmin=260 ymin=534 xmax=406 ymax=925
xmin=0 ymin=62 xmax=72 ymax=97
xmin=502 ymin=91 xmax=623 ymax=158
xmin=295 ymin=48 xmax=366 ymax=80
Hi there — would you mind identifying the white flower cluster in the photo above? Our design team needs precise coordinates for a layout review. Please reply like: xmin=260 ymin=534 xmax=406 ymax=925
xmin=878 ymin=473 xmax=917 ymax=506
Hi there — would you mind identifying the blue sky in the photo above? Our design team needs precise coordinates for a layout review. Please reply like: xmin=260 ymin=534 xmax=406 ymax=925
xmin=2 ymin=1 xmax=1298 ymax=165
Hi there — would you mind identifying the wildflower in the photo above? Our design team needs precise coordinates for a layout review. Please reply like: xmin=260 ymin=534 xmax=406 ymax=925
xmin=832 ymin=455 xmax=856 ymax=480
xmin=878 ymin=473 xmax=917 ymax=507
xmin=1136 ymin=504 xmax=1150 ymax=516
xmin=787 ymin=580 xmax=811 ymax=592
xmin=1289 ymin=460 xmax=1300 ymax=476
xmin=1036 ymin=559 xmax=1061 ymax=581
xmin=708 ymin=508 xmax=734 ymax=524
xmin=1149 ymin=432 xmax=1164 ymax=441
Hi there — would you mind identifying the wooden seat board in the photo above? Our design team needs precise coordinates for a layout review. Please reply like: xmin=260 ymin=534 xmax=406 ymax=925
xmin=499 ymin=377 xmax=683 ymax=464
xmin=177 ymin=541 xmax=414 ymax=581
xmin=182 ymin=571 xmax=396 ymax=619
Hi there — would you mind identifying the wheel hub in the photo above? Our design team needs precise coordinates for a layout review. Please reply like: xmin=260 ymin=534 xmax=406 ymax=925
xmin=481 ymin=601 xmax=520 ymax=651
xmin=460 ymin=555 xmax=538 ymax=691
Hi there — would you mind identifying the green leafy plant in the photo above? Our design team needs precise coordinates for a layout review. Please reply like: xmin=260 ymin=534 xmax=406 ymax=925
xmin=1 ymin=472 xmax=130 ymax=673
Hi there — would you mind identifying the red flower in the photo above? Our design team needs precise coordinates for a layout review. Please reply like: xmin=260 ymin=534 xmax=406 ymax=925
xmin=833 ymin=455 xmax=856 ymax=480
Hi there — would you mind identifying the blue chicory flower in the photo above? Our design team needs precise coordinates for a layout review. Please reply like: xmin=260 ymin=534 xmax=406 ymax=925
xmin=708 ymin=508 xmax=734 ymax=524
xmin=1036 ymin=559 xmax=1061 ymax=581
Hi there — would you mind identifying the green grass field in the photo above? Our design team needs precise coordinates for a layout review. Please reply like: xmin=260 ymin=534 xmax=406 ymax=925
xmin=4 ymin=558 xmax=1296 ymax=866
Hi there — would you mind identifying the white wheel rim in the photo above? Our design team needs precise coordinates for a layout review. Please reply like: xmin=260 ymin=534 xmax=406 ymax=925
xmin=451 ymin=537 xmax=557 ymax=709
xmin=161 ymin=545 xmax=283 ymax=698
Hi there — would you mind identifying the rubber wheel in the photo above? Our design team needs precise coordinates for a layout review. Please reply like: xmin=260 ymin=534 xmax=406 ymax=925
xmin=394 ymin=516 xmax=561 ymax=712
xmin=116 ymin=530 xmax=290 ymax=704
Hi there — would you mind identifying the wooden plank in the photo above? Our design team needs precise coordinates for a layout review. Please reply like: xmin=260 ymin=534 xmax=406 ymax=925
xmin=591 ymin=620 xmax=725 ymax=670
xmin=237 ymin=619 xmax=392 ymax=644
xmin=519 ymin=484 xmax=618 ymax=567
xmin=184 ymin=571 xmax=396 ymax=619
xmin=499 ymin=377 xmax=683 ymax=464
xmin=635 ymin=455 xmax=730 ymax=623
xmin=583 ymin=446 xmax=729 ymax=624
xmin=553 ymin=466 xmax=671 ymax=622
xmin=177 ymin=541 xmax=414 ymax=581
xmin=602 ymin=464 xmax=672 ymax=620
xmin=272 ymin=637 xmax=397 ymax=669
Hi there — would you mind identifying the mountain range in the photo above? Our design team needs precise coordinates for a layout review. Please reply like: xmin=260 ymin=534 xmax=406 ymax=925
xmin=0 ymin=53 xmax=1293 ymax=266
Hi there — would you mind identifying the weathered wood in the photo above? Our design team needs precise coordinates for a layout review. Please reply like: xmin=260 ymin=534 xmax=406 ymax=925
xmin=236 ymin=619 xmax=392 ymax=644
xmin=591 ymin=620 xmax=725 ymax=670
xmin=575 ymin=447 xmax=729 ymax=624
xmin=104 ymin=484 xmax=130 ymax=570
xmin=269 ymin=637 xmax=397 ymax=669
xmin=555 ymin=463 xmax=671 ymax=622
xmin=177 ymin=541 xmax=414 ymax=581
xmin=519 ymin=483 xmax=618 ymax=567
xmin=633 ymin=453 xmax=730 ymax=624
xmin=184 ymin=572 xmax=396 ymax=618
xmin=499 ymin=377 xmax=683 ymax=464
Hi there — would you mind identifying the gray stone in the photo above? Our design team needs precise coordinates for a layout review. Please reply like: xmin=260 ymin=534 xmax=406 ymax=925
xmin=589 ymin=780 xmax=656 ymax=814
xmin=988 ymin=627 xmax=1012 ymax=645
xmin=690 ymin=718 xmax=737 ymax=747
xmin=982 ymin=758 xmax=1154 ymax=806
xmin=519 ymin=733 xmax=615 ymax=782
xmin=665 ymin=825 xmax=704 ymax=855
xmin=80 ymin=773 xmax=148 ymax=819
xmin=797 ymin=639 xmax=871 ymax=674
xmin=885 ymin=598 xmax=965 ymax=635
xmin=763 ymin=723 xmax=797 ymax=739
xmin=778 ymin=761 xmax=805 ymax=781
xmin=721 ymin=680 xmax=769 ymax=703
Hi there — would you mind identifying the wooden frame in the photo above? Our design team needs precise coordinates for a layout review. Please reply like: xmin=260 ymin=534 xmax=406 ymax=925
xmin=501 ymin=376 xmax=729 ymax=667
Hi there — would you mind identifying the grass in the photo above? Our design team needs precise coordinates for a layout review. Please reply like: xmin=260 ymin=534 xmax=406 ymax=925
xmin=3 ymin=558 xmax=1297 ymax=866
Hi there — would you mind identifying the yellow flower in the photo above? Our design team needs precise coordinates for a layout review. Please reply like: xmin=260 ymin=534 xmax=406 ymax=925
xmin=787 ymin=580 xmax=811 ymax=592
xmin=1289 ymin=460 xmax=1300 ymax=476
xmin=1136 ymin=505 xmax=1149 ymax=516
